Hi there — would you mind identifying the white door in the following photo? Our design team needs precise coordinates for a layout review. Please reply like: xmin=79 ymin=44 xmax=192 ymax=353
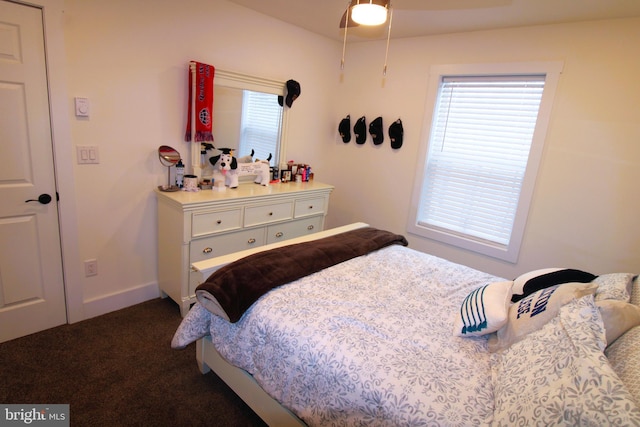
xmin=0 ymin=0 xmax=67 ymax=342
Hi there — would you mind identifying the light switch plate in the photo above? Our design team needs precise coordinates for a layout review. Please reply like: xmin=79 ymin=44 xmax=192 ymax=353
xmin=77 ymin=145 xmax=99 ymax=164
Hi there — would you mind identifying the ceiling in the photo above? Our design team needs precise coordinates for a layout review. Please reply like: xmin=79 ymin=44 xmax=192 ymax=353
xmin=228 ymin=0 xmax=640 ymax=42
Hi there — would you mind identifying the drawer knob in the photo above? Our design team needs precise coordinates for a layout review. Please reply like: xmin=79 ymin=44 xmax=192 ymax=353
xmin=308 ymin=205 xmax=313 ymax=209
xmin=216 ymin=220 xmax=222 ymax=224
xmin=275 ymin=232 xmax=284 ymax=238
xmin=203 ymin=247 xmax=213 ymax=254
xmin=268 ymin=212 xmax=273 ymax=216
xmin=307 ymin=225 xmax=314 ymax=230
xmin=248 ymin=238 xmax=256 ymax=244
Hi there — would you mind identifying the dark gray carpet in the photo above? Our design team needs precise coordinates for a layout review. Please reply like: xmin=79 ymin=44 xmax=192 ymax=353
xmin=0 ymin=298 xmax=267 ymax=426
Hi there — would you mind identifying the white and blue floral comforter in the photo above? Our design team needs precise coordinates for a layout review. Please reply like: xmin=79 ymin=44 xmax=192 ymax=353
xmin=174 ymin=245 xmax=503 ymax=426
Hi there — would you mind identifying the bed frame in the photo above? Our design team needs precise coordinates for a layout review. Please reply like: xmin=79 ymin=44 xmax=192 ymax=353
xmin=191 ymin=222 xmax=370 ymax=426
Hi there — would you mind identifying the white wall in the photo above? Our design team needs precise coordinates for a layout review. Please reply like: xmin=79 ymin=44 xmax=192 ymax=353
xmin=61 ymin=0 xmax=341 ymax=319
xmin=325 ymin=17 xmax=640 ymax=280
xmin=57 ymin=0 xmax=639 ymax=320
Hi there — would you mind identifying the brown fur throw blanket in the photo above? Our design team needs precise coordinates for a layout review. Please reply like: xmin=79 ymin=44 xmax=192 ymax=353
xmin=195 ymin=227 xmax=408 ymax=322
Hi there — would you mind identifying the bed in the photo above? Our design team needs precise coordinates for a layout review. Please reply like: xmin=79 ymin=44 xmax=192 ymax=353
xmin=172 ymin=223 xmax=640 ymax=426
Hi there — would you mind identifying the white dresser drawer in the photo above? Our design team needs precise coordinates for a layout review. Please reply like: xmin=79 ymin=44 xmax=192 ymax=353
xmin=266 ymin=216 xmax=324 ymax=245
xmin=157 ymin=181 xmax=333 ymax=316
xmin=190 ymin=228 xmax=266 ymax=263
xmin=244 ymin=202 xmax=293 ymax=227
xmin=192 ymin=209 xmax=242 ymax=237
xmin=294 ymin=197 xmax=326 ymax=218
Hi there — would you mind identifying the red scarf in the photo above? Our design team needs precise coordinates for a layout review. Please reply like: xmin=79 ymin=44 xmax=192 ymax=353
xmin=185 ymin=61 xmax=215 ymax=142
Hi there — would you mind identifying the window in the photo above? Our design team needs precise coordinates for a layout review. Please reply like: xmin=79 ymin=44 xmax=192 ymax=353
xmin=408 ymin=62 xmax=563 ymax=262
xmin=238 ymin=90 xmax=283 ymax=164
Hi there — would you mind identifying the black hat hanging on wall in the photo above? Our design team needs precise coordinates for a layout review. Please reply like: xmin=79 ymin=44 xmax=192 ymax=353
xmin=369 ymin=116 xmax=384 ymax=145
xmin=278 ymin=79 xmax=301 ymax=108
xmin=354 ymin=116 xmax=367 ymax=144
xmin=389 ymin=119 xmax=404 ymax=149
xmin=339 ymin=115 xmax=351 ymax=143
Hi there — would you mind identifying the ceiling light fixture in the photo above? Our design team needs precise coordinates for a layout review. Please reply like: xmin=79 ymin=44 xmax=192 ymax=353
xmin=340 ymin=0 xmax=394 ymax=76
xmin=351 ymin=0 xmax=388 ymax=26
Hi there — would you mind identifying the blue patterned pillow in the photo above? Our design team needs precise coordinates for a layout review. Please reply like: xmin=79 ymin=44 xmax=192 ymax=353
xmin=606 ymin=326 xmax=640 ymax=405
xmin=453 ymin=281 xmax=513 ymax=337
xmin=632 ymin=275 xmax=640 ymax=306
xmin=594 ymin=273 xmax=635 ymax=302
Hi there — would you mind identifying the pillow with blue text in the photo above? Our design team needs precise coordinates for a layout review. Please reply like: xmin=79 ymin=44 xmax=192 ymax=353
xmin=453 ymin=281 xmax=513 ymax=337
xmin=488 ymin=281 xmax=597 ymax=352
xmin=511 ymin=268 xmax=597 ymax=302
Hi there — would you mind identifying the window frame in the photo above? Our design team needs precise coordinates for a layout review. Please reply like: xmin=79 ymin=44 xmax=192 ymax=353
xmin=407 ymin=61 xmax=563 ymax=263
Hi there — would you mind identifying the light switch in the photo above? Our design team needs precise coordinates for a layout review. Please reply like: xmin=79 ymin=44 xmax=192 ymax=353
xmin=77 ymin=146 xmax=99 ymax=164
xmin=75 ymin=97 xmax=90 ymax=117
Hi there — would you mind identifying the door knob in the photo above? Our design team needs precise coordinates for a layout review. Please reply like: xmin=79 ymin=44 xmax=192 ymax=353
xmin=25 ymin=194 xmax=52 ymax=205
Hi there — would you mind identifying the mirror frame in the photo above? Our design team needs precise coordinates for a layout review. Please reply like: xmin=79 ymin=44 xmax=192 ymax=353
xmin=191 ymin=69 xmax=289 ymax=178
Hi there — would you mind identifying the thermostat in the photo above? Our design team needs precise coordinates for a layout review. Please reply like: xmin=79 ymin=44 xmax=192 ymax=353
xmin=75 ymin=97 xmax=90 ymax=117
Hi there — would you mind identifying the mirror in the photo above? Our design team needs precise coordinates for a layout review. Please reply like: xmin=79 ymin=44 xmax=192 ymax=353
xmin=158 ymin=145 xmax=181 ymax=192
xmin=191 ymin=69 xmax=289 ymax=180
xmin=213 ymin=86 xmax=282 ymax=163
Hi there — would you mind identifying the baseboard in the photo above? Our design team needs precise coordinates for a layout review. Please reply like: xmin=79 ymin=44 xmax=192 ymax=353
xmin=81 ymin=282 xmax=161 ymax=321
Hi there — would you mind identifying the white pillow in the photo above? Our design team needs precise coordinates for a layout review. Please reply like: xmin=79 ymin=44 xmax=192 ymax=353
xmin=491 ymin=296 xmax=640 ymax=425
xmin=453 ymin=281 xmax=513 ymax=337
xmin=489 ymin=281 xmax=597 ymax=352
xmin=597 ymin=300 xmax=640 ymax=346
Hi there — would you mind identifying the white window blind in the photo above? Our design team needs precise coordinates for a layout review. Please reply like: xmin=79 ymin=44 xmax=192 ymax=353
xmin=417 ymin=75 xmax=545 ymax=248
xmin=238 ymin=90 xmax=282 ymax=164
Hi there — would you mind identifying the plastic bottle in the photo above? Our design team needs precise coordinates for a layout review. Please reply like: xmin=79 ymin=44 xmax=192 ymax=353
xmin=175 ymin=159 xmax=185 ymax=188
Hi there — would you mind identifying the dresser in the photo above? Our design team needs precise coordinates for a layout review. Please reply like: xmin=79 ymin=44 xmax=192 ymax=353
xmin=156 ymin=181 xmax=334 ymax=315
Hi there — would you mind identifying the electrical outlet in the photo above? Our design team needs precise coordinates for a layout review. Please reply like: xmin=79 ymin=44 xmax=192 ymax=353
xmin=84 ymin=259 xmax=98 ymax=277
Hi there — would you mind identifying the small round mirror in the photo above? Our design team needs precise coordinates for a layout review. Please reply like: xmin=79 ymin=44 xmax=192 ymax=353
xmin=159 ymin=145 xmax=181 ymax=167
xmin=158 ymin=145 xmax=181 ymax=192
